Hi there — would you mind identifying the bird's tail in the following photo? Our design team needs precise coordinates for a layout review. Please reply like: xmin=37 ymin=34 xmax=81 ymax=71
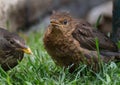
xmin=100 ymin=51 xmax=120 ymax=61
xmin=100 ymin=51 xmax=120 ymax=57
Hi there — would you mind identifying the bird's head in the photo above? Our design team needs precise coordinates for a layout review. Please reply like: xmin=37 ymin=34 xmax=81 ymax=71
xmin=50 ymin=11 xmax=74 ymax=34
xmin=4 ymin=33 xmax=32 ymax=54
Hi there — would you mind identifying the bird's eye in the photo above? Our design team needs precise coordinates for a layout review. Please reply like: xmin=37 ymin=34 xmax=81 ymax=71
xmin=63 ymin=19 xmax=67 ymax=25
xmin=9 ymin=40 xmax=15 ymax=44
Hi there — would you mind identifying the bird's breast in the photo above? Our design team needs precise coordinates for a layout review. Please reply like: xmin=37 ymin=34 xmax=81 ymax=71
xmin=44 ymin=32 xmax=81 ymax=58
xmin=44 ymin=28 xmax=89 ymax=67
xmin=0 ymin=50 xmax=24 ymax=71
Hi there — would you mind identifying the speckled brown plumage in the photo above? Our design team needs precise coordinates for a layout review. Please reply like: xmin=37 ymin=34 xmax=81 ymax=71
xmin=0 ymin=28 xmax=32 ymax=71
xmin=43 ymin=11 xmax=120 ymax=72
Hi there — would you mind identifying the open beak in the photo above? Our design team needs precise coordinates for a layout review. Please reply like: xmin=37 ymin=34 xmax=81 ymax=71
xmin=22 ymin=47 xmax=33 ymax=54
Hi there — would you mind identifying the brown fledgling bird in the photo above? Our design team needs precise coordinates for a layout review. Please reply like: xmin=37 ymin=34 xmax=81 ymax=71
xmin=43 ymin=11 xmax=120 ymax=72
xmin=0 ymin=28 xmax=32 ymax=71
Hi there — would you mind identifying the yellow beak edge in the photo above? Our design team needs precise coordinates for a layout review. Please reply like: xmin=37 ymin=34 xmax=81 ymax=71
xmin=22 ymin=47 xmax=33 ymax=54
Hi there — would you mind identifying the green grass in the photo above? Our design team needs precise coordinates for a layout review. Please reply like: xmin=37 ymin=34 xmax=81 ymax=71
xmin=0 ymin=30 xmax=120 ymax=85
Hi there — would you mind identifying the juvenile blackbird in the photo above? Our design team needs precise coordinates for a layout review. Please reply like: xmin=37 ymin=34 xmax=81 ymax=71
xmin=0 ymin=28 xmax=32 ymax=71
xmin=43 ymin=11 xmax=120 ymax=72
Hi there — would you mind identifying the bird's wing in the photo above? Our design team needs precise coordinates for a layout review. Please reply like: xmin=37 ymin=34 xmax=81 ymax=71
xmin=72 ymin=21 xmax=117 ymax=51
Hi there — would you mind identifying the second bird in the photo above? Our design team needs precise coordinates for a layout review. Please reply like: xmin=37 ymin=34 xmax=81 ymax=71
xmin=0 ymin=28 xmax=32 ymax=71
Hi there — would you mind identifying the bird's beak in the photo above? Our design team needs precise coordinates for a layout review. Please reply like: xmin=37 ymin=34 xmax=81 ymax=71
xmin=50 ymin=19 xmax=60 ymax=26
xmin=22 ymin=47 xmax=33 ymax=55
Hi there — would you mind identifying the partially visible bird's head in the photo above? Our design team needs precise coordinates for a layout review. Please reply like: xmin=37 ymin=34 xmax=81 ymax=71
xmin=4 ymin=33 xmax=32 ymax=54
xmin=50 ymin=11 xmax=74 ymax=34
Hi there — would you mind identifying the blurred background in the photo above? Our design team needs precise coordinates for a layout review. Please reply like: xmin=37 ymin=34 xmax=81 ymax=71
xmin=0 ymin=0 xmax=112 ymax=34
